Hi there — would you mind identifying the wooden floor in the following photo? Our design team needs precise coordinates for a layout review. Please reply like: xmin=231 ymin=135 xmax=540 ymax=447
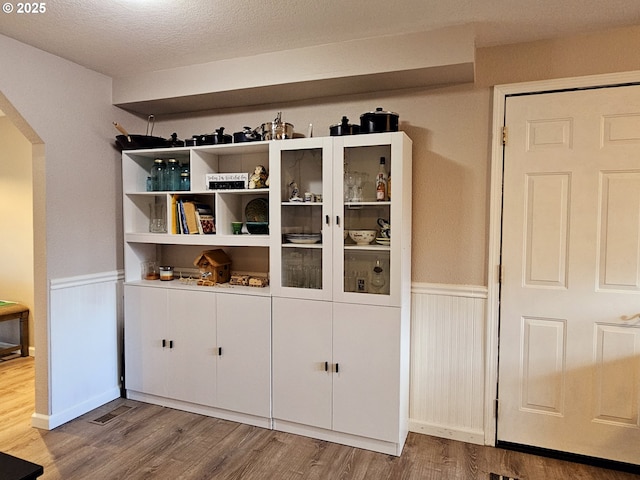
xmin=1 ymin=357 xmax=638 ymax=480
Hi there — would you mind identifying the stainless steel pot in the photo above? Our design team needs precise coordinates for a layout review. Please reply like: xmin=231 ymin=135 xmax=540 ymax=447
xmin=261 ymin=112 xmax=294 ymax=140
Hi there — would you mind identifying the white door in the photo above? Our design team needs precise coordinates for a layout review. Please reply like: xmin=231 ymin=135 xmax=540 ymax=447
xmin=166 ymin=289 xmax=216 ymax=407
xmin=124 ymin=285 xmax=167 ymax=397
xmin=272 ymin=297 xmax=333 ymax=429
xmin=498 ymin=85 xmax=640 ymax=464
xmin=332 ymin=302 xmax=401 ymax=442
xmin=216 ymin=293 xmax=271 ymax=417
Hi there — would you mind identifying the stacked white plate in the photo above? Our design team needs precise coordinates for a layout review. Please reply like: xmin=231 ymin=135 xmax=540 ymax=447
xmin=375 ymin=237 xmax=391 ymax=246
xmin=285 ymin=233 xmax=322 ymax=244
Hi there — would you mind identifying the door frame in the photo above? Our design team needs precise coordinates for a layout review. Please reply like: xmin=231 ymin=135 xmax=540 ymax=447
xmin=485 ymin=69 xmax=640 ymax=446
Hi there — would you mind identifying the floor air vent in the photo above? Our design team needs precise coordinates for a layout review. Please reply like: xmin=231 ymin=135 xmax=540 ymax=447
xmin=489 ymin=475 xmax=519 ymax=480
xmin=90 ymin=405 xmax=134 ymax=425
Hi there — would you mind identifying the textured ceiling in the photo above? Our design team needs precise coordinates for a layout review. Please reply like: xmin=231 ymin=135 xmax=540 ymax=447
xmin=0 ymin=0 xmax=639 ymax=78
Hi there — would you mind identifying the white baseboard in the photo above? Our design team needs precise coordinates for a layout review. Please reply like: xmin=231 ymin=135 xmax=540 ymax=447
xmin=409 ymin=419 xmax=485 ymax=445
xmin=31 ymin=387 xmax=120 ymax=430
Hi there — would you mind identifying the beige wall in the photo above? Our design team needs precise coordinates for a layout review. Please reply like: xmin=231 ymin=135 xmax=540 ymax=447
xmin=0 ymin=115 xmax=33 ymax=347
xmin=476 ymin=24 xmax=640 ymax=87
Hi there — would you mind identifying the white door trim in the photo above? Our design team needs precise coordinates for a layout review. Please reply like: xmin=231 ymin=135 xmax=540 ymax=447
xmin=485 ymin=69 xmax=640 ymax=446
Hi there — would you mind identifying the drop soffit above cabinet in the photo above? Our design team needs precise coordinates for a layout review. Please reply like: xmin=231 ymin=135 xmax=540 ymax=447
xmin=112 ymin=27 xmax=476 ymax=116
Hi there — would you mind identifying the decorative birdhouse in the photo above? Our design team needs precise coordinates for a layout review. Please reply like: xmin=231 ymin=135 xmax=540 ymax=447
xmin=193 ymin=249 xmax=232 ymax=285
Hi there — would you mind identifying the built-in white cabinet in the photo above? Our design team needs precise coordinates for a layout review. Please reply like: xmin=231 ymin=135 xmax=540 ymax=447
xmin=122 ymin=132 xmax=411 ymax=454
xmin=272 ymin=298 xmax=407 ymax=455
xmin=124 ymin=284 xmax=271 ymax=427
xmin=269 ymin=132 xmax=412 ymax=455
xmin=269 ymin=132 xmax=412 ymax=306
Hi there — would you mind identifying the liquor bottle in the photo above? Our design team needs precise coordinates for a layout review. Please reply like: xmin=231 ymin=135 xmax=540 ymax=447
xmin=376 ymin=157 xmax=387 ymax=201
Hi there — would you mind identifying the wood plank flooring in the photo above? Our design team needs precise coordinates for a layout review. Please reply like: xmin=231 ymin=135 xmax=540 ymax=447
xmin=1 ymin=357 xmax=638 ymax=479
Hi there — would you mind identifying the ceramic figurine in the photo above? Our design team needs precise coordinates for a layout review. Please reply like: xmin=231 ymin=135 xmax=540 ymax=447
xmin=249 ymin=165 xmax=269 ymax=189
xmin=289 ymin=181 xmax=303 ymax=202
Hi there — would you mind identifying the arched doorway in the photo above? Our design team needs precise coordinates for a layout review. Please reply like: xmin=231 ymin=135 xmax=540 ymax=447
xmin=0 ymin=93 xmax=48 ymax=422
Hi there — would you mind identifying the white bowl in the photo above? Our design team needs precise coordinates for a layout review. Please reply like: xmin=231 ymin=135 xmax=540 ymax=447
xmin=348 ymin=229 xmax=377 ymax=245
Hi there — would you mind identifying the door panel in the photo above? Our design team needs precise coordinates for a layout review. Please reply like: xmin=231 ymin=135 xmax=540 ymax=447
xmin=216 ymin=293 xmax=271 ymax=417
xmin=498 ymin=85 xmax=640 ymax=465
xmin=167 ymin=289 xmax=216 ymax=406
xmin=272 ymin=297 xmax=332 ymax=429
xmin=332 ymin=302 xmax=401 ymax=442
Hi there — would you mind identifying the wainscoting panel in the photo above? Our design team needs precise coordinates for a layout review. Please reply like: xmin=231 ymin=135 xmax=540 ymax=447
xmin=409 ymin=283 xmax=487 ymax=444
xmin=43 ymin=271 xmax=124 ymax=429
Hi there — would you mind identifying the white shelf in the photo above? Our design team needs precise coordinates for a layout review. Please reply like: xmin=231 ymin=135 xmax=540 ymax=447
xmin=125 ymin=232 xmax=270 ymax=247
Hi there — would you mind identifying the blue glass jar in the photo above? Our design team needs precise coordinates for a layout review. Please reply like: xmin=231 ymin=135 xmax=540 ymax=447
xmin=150 ymin=159 xmax=166 ymax=191
xmin=164 ymin=158 xmax=180 ymax=191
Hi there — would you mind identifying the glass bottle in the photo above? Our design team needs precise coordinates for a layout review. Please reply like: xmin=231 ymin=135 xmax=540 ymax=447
xmin=376 ymin=157 xmax=388 ymax=201
xmin=370 ymin=259 xmax=386 ymax=293
xmin=164 ymin=158 xmax=180 ymax=191
xmin=150 ymin=158 xmax=166 ymax=191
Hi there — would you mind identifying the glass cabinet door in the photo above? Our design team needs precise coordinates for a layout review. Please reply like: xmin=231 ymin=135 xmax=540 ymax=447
xmin=333 ymin=133 xmax=410 ymax=307
xmin=270 ymin=138 xmax=333 ymax=300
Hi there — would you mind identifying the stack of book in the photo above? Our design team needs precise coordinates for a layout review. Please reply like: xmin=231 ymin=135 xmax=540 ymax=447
xmin=172 ymin=196 xmax=215 ymax=234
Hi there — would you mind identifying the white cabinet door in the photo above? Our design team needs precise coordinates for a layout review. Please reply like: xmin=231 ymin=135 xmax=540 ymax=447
xmin=332 ymin=302 xmax=401 ymax=442
xmin=216 ymin=293 xmax=271 ymax=417
xmin=272 ymin=297 xmax=332 ymax=429
xmin=166 ymin=289 xmax=217 ymax=407
xmin=124 ymin=285 xmax=168 ymax=397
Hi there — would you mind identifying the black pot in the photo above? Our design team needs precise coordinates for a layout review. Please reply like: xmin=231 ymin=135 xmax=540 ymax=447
xmin=167 ymin=132 xmax=185 ymax=148
xmin=190 ymin=127 xmax=233 ymax=146
xmin=329 ymin=116 xmax=360 ymax=136
xmin=233 ymin=126 xmax=262 ymax=143
xmin=360 ymin=107 xmax=399 ymax=133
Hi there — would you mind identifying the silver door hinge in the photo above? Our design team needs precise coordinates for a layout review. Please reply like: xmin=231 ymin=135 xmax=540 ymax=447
xmin=502 ymin=126 xmax=508 ymax=146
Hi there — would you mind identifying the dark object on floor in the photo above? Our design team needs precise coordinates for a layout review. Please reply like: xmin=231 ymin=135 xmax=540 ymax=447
xmin=489 ymin=475 xmax=518 ymax=480
xmin=0 ymin=451 xmax=43 ymax=480
xmin=90 ymin=405 xmax=135 ymax=425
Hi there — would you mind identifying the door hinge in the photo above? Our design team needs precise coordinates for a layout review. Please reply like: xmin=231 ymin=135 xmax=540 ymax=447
xmin=502 ymin=126 xmax=508 ymax=146
xmin=497 ymin=264 xmax=504 ymax=283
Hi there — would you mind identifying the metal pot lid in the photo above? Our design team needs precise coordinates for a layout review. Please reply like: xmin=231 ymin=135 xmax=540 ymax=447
xmin=331 ymin=116 xmax=357 ymax=128
xmin=361 ymin=107 xmax=399 ymax=117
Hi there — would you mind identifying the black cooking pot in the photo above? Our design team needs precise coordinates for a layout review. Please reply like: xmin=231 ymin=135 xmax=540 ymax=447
xmin=189 ymin=127 xmax=233 ymax=146
xmin=233 ymin=126 xmax=262 ymax=143
xmin=330 ymin=116 xmax=360 ymax=136
xmin=360 ymin=107 xmax=399 ymax=133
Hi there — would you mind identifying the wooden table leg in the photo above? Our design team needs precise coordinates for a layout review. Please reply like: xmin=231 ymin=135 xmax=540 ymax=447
xmin=19 ymin=311 xmax=29 ymax=357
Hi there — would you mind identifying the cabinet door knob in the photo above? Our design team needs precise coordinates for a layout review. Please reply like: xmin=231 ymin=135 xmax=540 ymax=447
xmin=336 ymin=216 xmax=341 ymax=226
xmin=325 ymin=215 xmax=330 ymax=225
xmin=335 ymin=363 xmax=339 ymax=373
xmin=218 ymin=347 xmax=222 ymax=356
xmin=324 ymin=361 xmax=328 ymax=371
xmin=169 ymin=340 xmax=174 ymax=349
xmin=162 ymin=339 xmax=166 ymax=348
